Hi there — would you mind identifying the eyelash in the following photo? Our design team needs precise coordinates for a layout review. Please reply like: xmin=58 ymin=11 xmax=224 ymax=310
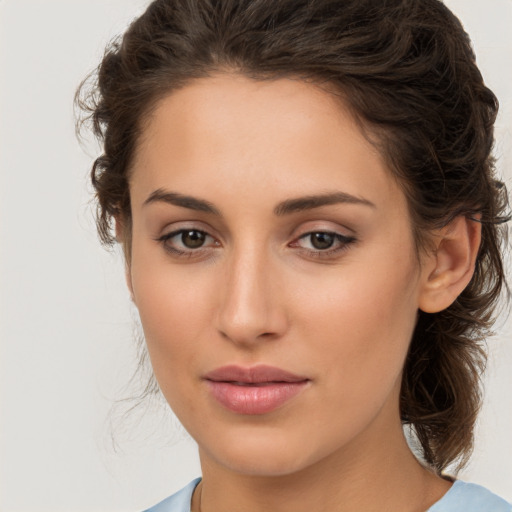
xmin=291 ymin=231 xmax=357 ymax=259
xmin=155 ymin=228 xmax=357 ymax=260
xmin=156 ymin=229 xmax=218 ymax=258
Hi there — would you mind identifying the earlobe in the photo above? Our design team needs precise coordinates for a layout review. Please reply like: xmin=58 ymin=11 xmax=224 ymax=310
xmin=418 ymin=216 xmax=481 ymax=313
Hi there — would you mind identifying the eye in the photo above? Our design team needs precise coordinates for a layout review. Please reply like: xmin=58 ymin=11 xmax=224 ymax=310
xmin=308 ymin=232 xmax=337 ymax=250
xmin=291 ymin=231 xmax=356 ymax=257
xmin=156 ymin=228 xmax=219 ymax=256
xmin=179 ymin=229 xmax=208 ymax=248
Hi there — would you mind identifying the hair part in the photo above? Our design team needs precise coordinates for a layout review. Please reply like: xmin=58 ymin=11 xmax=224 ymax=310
xmin=76 ymin=0 xmax=509 ymax=473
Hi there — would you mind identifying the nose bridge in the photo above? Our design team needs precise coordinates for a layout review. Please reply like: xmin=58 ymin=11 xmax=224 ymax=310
xmin=216 ymin=238 xmax=285 ymax=344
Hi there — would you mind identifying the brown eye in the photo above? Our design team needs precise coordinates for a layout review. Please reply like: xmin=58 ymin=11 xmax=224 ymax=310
xmin=181 ymin=230 xmax=206 ymax=248
xmin=291 ymin=231 xmax=357 ymax=258
xmin=309 ymin=232 xmax=334 ymax=250
xmin=157 ymin=228 xmax=219 ymax=256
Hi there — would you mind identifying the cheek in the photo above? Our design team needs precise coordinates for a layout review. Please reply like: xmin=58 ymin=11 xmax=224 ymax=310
xmin=129 ymin=254 xmax=217 ymax=388
xmin=132 ymin=279 xmax=211 ymax=423
xmin=293 ymin=252 xmax=420 ymax=389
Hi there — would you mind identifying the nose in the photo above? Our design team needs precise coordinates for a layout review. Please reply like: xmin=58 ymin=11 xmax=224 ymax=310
xmin=215 ymin=247 xmax=288 ymax=346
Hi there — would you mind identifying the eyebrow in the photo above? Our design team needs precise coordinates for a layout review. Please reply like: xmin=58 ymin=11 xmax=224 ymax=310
xmin=273 ymin=192 xmax=376 ymax=216
xmin=143 ymin=189 xmax=221 ymax=215
xmin=143 ymin=189 xmax=375 ymax=216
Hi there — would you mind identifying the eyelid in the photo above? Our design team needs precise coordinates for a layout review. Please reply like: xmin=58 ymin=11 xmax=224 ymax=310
xmin=155 ymin=224 xmax=221 ymax=258
xmin=288 ymin=229 xmax=357 ymax=260
xmin=292 ymin=230 xmax=356 ymax=246
xmin=154 ymin=219 xmax=224 ymax=243
xmin=290 ymin=218 xmax=356 ymax=236
xmin=156 ymin=218 xmax=216 ymax=235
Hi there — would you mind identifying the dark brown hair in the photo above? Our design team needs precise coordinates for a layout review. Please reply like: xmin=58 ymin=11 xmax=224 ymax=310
xmin=76 ymin=0 xmax=509 ymax=473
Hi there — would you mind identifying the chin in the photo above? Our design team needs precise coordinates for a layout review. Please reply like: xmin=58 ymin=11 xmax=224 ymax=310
xmin=215 ymin=449 xmax=310 ymax=477
xmin=198 ymin=425 xmax=330 ymax=478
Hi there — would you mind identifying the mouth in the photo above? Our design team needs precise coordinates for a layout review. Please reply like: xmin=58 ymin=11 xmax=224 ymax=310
xmin=203 ymin=365 xmax=310 ymax=415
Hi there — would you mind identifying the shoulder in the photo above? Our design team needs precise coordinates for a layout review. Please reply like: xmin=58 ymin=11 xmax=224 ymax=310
xmin=142 ymin=478 xmax=201 ymax=512
xmin=428 ymin=480 xmax=512 ymax=512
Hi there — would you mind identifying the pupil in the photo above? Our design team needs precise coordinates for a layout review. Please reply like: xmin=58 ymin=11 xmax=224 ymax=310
xmin=311 ymin=232 xmax=334 ymax=250
xmin=182 ymin=230 xmax=205 ymax=248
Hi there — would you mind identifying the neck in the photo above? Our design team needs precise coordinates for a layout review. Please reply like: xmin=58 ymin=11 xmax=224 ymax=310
xmin=195 ymin=416 xmax=451 ymax=512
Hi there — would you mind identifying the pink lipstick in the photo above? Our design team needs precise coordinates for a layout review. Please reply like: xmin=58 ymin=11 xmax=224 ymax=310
xmin=203 ymin=365 xmax=309 ymax=415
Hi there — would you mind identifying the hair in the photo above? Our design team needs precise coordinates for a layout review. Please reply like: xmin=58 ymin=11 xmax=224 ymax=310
xmin=76 ymin=0 xmax=509 ymax=474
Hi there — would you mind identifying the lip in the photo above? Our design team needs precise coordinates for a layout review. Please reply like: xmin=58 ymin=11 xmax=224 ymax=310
xmin=203 ymin=365 xmax=310 ymax=415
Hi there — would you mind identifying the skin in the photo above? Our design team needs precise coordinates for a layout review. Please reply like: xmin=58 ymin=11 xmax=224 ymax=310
xmin=123 ymin=73 xmax=480 ymax=512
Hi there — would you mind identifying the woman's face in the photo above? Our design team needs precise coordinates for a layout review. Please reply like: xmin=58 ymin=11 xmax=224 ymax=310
xmin=127 ymin=74 xmax=430 ymax=476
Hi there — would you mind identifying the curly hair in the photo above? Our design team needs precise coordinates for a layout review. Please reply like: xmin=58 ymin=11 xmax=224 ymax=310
xmin=76 ymin=0 xmax=509 ymax=473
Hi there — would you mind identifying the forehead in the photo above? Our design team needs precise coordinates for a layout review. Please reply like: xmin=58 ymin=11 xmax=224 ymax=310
xmin=129 ymin=73 xmax=405 ymax=214
xmin=134 ymin=73 xmax=359 ymax=161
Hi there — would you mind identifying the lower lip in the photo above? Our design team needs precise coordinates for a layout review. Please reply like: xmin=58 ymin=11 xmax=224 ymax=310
xmin=205 ymin=380 xmax=309 ymax=415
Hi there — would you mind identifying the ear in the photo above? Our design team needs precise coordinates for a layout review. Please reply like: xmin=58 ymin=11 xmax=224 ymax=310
xmin=114 ymin=216 xmax=135 ymax=303
xmin=418 ymin=216 xmax=481 ymax=313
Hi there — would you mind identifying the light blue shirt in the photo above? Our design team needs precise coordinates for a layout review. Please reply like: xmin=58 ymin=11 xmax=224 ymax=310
xmin=427 ymin=480 xmax=512 ymax=511
xmin=143 ymin=478 xmax=512 ymax=512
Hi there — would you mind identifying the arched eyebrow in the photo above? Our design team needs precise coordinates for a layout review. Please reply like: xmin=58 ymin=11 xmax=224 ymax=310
xmin=143 ymin=189 xmax=220 ymax=215
xmin=143 ymin=189 xmax=375 ymax=216
xmin=273 ymin=192 xmax=375 ymax=216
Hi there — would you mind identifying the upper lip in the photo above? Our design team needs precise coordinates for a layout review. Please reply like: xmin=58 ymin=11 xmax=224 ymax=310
xmin=203 ymin=365 xmax=309 ymax=383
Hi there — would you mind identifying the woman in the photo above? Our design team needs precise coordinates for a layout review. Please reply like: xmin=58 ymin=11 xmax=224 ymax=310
xmin=77 ymin=0 xmax=511 ymax=510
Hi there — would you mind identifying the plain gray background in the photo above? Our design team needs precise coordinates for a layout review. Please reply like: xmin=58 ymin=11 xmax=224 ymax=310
xmin=0 ymin=1 xmax=511 ymax=510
